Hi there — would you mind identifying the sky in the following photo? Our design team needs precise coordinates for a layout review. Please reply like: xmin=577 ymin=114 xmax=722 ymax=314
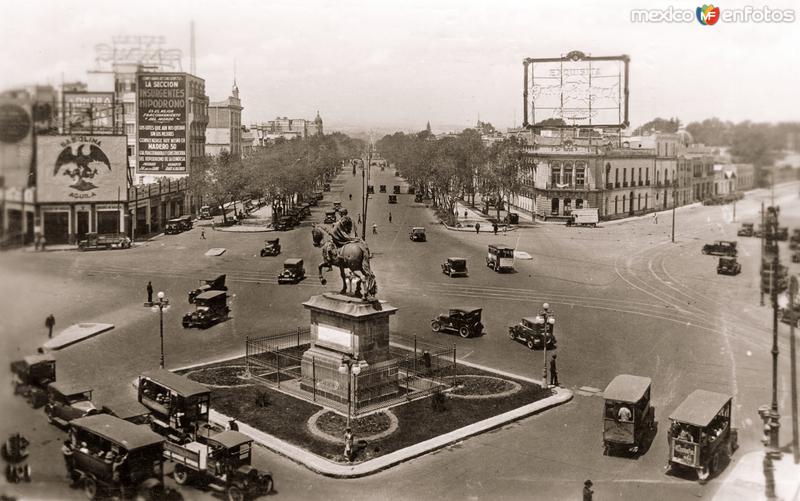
xmin=1 ymin=0 xmax=798 ymax=134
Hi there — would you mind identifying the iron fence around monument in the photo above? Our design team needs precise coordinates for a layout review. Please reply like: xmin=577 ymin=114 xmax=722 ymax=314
xmin=244 ymin=329 xmax=456 ymax=418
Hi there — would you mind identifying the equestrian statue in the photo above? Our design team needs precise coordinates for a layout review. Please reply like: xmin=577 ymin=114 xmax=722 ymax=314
xmin=311 ymin=209 xmax=377 ymax=301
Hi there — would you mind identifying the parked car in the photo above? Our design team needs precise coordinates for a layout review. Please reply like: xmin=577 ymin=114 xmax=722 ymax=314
xmin=701 ymin=241 xmax=737 ymax=257
xmin=323 ymin=211 xmax=337 ymax=224
xmin=716 ymin=257 xmax=741 ymax=275
xmin=603 ymin=375 xmax=656 ymax=456
xmin=737 ymin=223 xmax=754 ymax=237
xmin=393 ymin=185 xmax=401 ymax=194
xmin=781 ymin=304 xmax=800 ymax=327
xmin=188 ymin=274 xmax=227 ymax=304
xmin=182 ymin=291 xmax=230 ymax=329
xmin=409 ymin=227 xmax=426 ymax=242
xmin=486 ymin=244 xmax=515 ymax=272
xmin=323 ymin=183 xmax=331 ymax=192
xmin=508 ymin=316 xmax=556 ymax=350
xmin=10 ymin=353 xmax=56 ymax=408
xmin=431 ymin=307 xmax=484 ymax=338
xmin=45 ymin=382 xmax=98 ymax=428
xmin=388 ymin=194 xmax=397 ymax=204
xmin=278 ymin=258 xmax=305 ymax=284
xmin=408 ymin=186 xmax=416 ymax=195
xmin=441 ymin=257 xmax=468 ymax=277
xmin=165 ymin=430 xmax=273 ymax=500
xmin=78 ymin=232 xmax=132 ymax=251
xmin=667 ymin=390 xmax=738 ymax=483
xmin=260 ymin=238 xmax=281 ymax=257
xmin=273 ymin=216 xmax=293 ymax=231
xmin=165 ymin=216 xmax=193 ymax=235
xmin=379 ymin=185 xmax=387 ymax=193
xmin=199 ymin=206 xmax=213 ymax=220
xmin=414 ymin=193 xmax=424 ymax=203
xmin=63 ymin=414 xmax=172 ymax=500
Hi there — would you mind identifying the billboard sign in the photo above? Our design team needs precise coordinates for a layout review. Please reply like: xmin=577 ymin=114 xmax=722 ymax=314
xmin=137 ymin=73 xmax=187 ymax=173
xmin=63 ymin=92 xmax=116 ymax=134
xmin=524 ymin=51 xmax=630 ymax=129
xmin=0 ymin=100 xmax=33 ymax=188
xmin=37 ymin=135 xmax=128 ymax=202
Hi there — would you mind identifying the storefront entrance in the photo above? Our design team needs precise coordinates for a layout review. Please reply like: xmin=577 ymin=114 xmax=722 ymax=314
xmin=76 ymin=211 xmax=90 ymax=240
xmin=43 ymin=211 xmax=69 ymax=245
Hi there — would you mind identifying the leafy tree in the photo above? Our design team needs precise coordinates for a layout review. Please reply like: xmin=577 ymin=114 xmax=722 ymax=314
xmin=480 ymin=137 xmax=524 ymax=221
xmin=632 ymin=117 xmax=681 ymax=135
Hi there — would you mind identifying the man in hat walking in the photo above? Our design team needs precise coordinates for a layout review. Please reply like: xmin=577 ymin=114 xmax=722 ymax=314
xmin=549 ymin=354 xmax=559 ymax=386
xmin=146 ymin=281 xmax=153 ymax=304
xmin=45 ymin=314 xmax=55 ymax=339
xmin=583 ymin=480 xmax=594 ymax=501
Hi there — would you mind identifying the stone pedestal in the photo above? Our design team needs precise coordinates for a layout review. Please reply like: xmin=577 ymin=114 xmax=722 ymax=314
xmin=300 ymin=293 xmax=399 ymax=406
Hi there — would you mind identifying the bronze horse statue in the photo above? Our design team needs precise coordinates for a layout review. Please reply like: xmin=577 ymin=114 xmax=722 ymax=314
xmin=311 ymin=223 xmax=377 ymax=300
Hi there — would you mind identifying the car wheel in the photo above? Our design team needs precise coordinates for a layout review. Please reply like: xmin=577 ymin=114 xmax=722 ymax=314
xmin=173 ymin=464 xmax=190 ymax=485
xmin=227 ymin=486 xmax=244 ymax=501
xmin=431 ymin=321 xmax=442 ymax=332
xmin=527 ymin=339 xmax=535 ymax=350
xmin=260 ymin=249 xmax=267 ymax=257
xmin=509 ymin=330 xmax=516 ymax=340
xmin=262 ymin=476 xmax=274 ymax=494
xmin=458 ymin=326 xmax=470 ymax=338
xmin=83 ymin=476 xmax=98 ymax=500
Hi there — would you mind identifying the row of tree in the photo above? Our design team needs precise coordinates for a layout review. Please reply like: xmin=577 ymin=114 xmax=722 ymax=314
xmin=376 ymin=129 xmax=523 ymax=225
xmin=190 ymin=133 xmax=364 ymax=222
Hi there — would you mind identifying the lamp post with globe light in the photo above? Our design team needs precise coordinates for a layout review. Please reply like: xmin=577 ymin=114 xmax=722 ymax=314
xmin=533 ymin=303 xmax=555 ymax=386
xmin=151 ymin=291 xmax=170 ymax=369
xmin=338 ymin=357 xmax=366 ymax=430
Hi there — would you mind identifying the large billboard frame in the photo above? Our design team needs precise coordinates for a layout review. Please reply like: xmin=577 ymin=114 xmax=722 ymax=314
xmin=136 ymin=72 xmax=187 ymax=174
xmin=523 ymin=50 xmax=630 ymax=130
xmin=62 ymin=92 xmax=117 ymax=135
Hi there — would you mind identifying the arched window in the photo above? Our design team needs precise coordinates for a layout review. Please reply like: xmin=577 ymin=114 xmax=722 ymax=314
xmin=551 ymin=162 xmax=561 ymax=186
xmin=563 ymin=162 xmax=573 ymax=186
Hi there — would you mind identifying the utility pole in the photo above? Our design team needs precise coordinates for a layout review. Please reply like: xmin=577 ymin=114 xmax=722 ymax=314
xmin=761 ymin=201 xmax=766 ymax=307
xmin=790 ymin=275 xmax=799 ymax=464
xmin=671 ymin=187 xmax=676 ymax=243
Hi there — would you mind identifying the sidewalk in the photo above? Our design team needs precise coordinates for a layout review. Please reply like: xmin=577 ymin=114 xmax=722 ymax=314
xmin=713 ymin=450 xmax=800 ymax=501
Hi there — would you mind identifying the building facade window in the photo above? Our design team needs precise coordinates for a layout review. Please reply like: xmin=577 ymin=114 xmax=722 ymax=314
xmin=563 ymin=163 xmax=573 ymax=186
xmin=551 ymin=163 xmax=561 ymax=187
xmin=614 ymin=196 xmax=618 ymax=213
xmin=623 ymin=168 xmax=628 ymax=187
xmin=615 ymin=168 xmax=619 ymax=187
xmin=575 ymin=165 xmax=585 ymax=187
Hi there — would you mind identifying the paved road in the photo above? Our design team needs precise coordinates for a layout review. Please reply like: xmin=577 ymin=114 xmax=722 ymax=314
xmin=1 ymin=166 xmax=797 ymax=500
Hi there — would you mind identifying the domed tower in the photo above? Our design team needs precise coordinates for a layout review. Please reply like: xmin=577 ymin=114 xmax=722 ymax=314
xmin=675 ymin=127 xmax=693 ymax=147
xmin=314 ymin=110 xmax=323 ymax=136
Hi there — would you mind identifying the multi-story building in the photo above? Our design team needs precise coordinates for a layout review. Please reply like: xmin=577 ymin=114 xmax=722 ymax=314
xmin=250 ymin=112 xmax=323 ymax=144
xmin=206 ymin=81 xmax=243 ymax=158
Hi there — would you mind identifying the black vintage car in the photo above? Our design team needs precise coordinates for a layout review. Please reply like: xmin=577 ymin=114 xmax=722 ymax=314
xmin=442 ymin=257 xmax=468 ymax=277
xmin=188 ymin=274 xmax=227 ymax=304
xmin=393 ymin=185 xmax=401 ymax=194
xmin=414 ymin=193 xmax=424 ymax=203
xmin=260 ymin=238 xmax=281 ymax=257
xmin=278 ymin=258 xmax=305 ymax=284
xmin=737 ymin=223 xmax=754 ymax=237
xmin=717 ymin=257 xmax=741 ymax=275
xmin=409 ymin=227 xmax=426 ymax=242
xmin=10 ymin=353 xmax=56 ymax=408
xmin=273 ymin=215 xmax=293 ymax=231
xmin=388 ymin=195 xmax=397 ymax=204
xmin=367 ymin=185 xmax=375 ymax=194
xmin=408 ymin=186 xmax=416 ymax=195
xmin=182 ymin=291 xmax=230 ymax=329
xmin=323 ymin=183 xmax=331 ymax=192
xmin=431 ymin=307 xmax=484 ymax=338
xmin=324 ymin=211 xmax=337 ymax=224
xmin=509 ymin=316 xmax=556 ymax=350
xmin=45 ymin=383 xmax=98 ymax=428
xmin=776 ymin=227 xmax=789 ymax=241
xmin=379 ymin=185 xmax=387 ymax=193
xmin=781 ymin=304 xmax=800 ymax=327
xmin=701 ymin=241 xmax=737 ymax=257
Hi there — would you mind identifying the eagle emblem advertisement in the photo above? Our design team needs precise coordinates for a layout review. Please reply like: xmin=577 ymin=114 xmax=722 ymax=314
xmin=36 ymin=135 xmax=127 ymax=203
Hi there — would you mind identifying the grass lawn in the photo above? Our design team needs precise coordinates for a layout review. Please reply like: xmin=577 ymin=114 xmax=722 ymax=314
xmin=183 ymin=360 xmax=552 ymax=463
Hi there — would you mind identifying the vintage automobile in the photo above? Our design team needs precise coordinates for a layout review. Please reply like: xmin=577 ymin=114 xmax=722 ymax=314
xmin=390 ymin=185 xmax=399 ymax=194
xmin=260 ymin=238 xmax=281 ymax=257
xmin=45 ymin=382 xmax=98 ymax=428
xmin=603 ymin=375 xmax=656 ymax=456
xmin=165 ymin=216 xmax=193 ymax=235
xmin=667 ymin=389 xmax=737 ymax=482
xmin=790 ymin=228 xmax=800 ymax=243
xmin=441 ymin=257 xmax=468 ymax=277
xmin=409 ymin=227 xmax=426 ymax=242
xmin=323 ymin=211 xmax=337 ymax=224
xmin=165 ymin=430 xmax=274 ymax=500
xmin=508 ymin=316 xmax=556 ymax=350
xmin=307 ymin=196 xmax=319 ymax=207
xmin=431 ymin=307 xmax=484 ymax=338
xmin=333 ymin=201 xmax=343 ymax=213
xmin=776 ymin=227 xmax=789 ymax=241
xmin=3 ymin=432 xmax=31 ymax=483
xmin=379 ymin=184 xmax=387 ymax=193
xmin=716 ymin=257 xmax=741 ymax=275
xmin=367 ymin=185 xmax=375 ymax=194
xmin=781 ymin=304 xmax=800 ymax=327
xmin=188 ymin=274 xmax=228 ymax=304
xmin=273 ymin=215 xmax=293 ymax=231
xmin=323 ymin=183 xmax=331 ymax=192
xmin=10 ymin=353 xmax=56 ymax=408
xmin=100 ymin=400 xmax=151 ymax=426
xmin=78 ymin=232 xmax=132 ymax=251
xmin=138 ymin=369 xmax=210 ymax=443
xmin=278 ymin=258 xmax=306 ymax=284
xmin=414 ymin=193 xmax=424 ymax=203
xmin=407 ymin=186 xmax=416 ymax=195
xmin=388 ymin=194 xmax=398 ymax=204
xmin=199 ymin=206 xmax=213 ymax=220
xmin=792 ymin=250 xmax=800 ymax=263
xmin=182 ymin=291 xmax=230 ymax=329
xmin=63 ymin=414 xmax=171 ymax=500
xmin=790 ymin=239 xmax=800 ymax=251
xmin=701 ymin=241 xmax=737 ymax=257
xmin=736 ymin=222 xmax=754 ymax=237
xmin=315 ymin=191 xmax=324 ymax=201
xmin=504 ymin=213 xmax=520 ymax=225
xmin=486 ymin=244 xmax=515 ymax=272
xmin=566 ymin=208 xmax=598 ymax=227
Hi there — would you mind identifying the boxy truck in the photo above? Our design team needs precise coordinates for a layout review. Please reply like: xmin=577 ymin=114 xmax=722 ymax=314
xmin=567 ymin=208 xmax=599 ymax=227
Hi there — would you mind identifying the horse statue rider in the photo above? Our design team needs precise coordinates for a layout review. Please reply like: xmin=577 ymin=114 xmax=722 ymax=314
xmin=312 ymin=209 xmax=377 ymax=300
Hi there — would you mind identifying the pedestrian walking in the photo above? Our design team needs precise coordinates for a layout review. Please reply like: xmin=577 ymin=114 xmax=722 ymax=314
xmin=549 ymin=354 xmax=559 ymax=386
xmin=349 ymin=194 xmax=352 ymax=201
xmin=146 ymin=281 xmax=153 ymax=304
xmin=475 ymin=222 xmax=481 ymax=234
xmin=583 ymin=480 xmax=594 ymax=501
xmin=40 ymin=236 xmax=46 ymax=251
xmin=493 ymin=222 xmax=498 ymax=235
xmin=344 ymin=428 xmax=354 ymax=461
xmin=464 ymin=210 xmax=468 ymax=219
xmin=503 ymin=224 xmax=507 ymax=236
xmin=652 ymin=212 xmax=658 ymax=224
xmin=388 ymin=212 xmax=392 ymax=223
xmin=45 ymin=314 xmax=55 ymax=339
xmin=201 ymin=229 xmax=206 ymax=239
xmin=372 ymin=223 xmax=377 ymax=235
xmin=34 ymin=233 xmax=40 ymax=251
xmin=211 ymin=220 xmax=215 ymax=231
xmin=357 ymin=214 xmax=362 ymax=225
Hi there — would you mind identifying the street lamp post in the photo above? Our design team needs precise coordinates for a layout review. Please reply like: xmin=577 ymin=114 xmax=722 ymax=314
xmin=338 ymin=357 xmax=364 ymax=430
xmin=362 ymin=145 xmax=372 ymax=240
xmin=151 ymin=291 xmax=170 ymax=369
xmin=534 ymin=303 xmax=555 ymax=387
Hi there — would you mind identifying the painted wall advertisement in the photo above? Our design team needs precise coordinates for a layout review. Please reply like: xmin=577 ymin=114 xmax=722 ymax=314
xmin=137 ymin=73 xmax=186 ymax=173
xmin=37 ymin=135 xmax=128 ymax=202
xmin=62 ymin=92 xmax=115 ymax=134
xmin=0 ymin=100 xmax=33 ymax=188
